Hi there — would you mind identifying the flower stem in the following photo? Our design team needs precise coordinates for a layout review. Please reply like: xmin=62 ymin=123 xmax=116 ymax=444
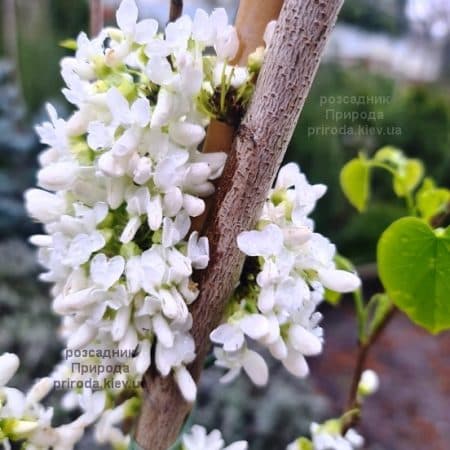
xmin=352 ymin=288 xmax=366 ymax=341
xmin=343 ymin=305 xmax=396 ymax=432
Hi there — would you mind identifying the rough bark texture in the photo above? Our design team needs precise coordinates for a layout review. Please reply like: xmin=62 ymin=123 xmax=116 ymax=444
xmin=89 ymin=0 xmax=104 ymax=37
xmin=135 ymin=1 xmax=343 ymax=449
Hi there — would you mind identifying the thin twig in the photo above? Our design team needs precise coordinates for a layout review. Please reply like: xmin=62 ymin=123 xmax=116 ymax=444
xmin=90 ymin=0 xmax=104 ymax=37
xmin=169 ymin=0 xmax=183 ymax=23
xmin=343 ymin=306 xmax=397 ymax=432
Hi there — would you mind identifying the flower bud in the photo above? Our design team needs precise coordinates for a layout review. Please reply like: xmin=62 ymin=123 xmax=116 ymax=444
xmin=358 ymin=369 xmax=379 ymax=397
xmin=26 ymin=377 xmax=53 ymax=404
xmin=318 ymin=269 xmax=361 ymax=293
xmin=169 ymin=122 xmax=205 ymax=148
xmin=0 ymin=353 xmax=19 ymax=386
xmin=37 ymin=162 xmax=78 ymax=191
xmin=288 ymin=325 xmax=322 ymax=356
xmin=175 ymin=366 xmax=197 ymax=403
xmin=25 ymin=189 xmax=66 ymax=223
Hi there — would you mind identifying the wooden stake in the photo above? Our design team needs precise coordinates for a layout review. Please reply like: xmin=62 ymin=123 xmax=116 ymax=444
xmin=192 ymin=0 xmax=284 ymax=233
xmin=90 ymin=0 xmax=104 ymax=37
xmin=231 ymin=0 xmax=284 ymax=66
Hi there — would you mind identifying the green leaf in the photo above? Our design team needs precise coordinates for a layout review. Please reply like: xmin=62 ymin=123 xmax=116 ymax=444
xmin=377 ymin=217 xmax=450 ymax=334
xmin=324 ymin=288 xmax=342 ymax=306
xmin=374 ymin=146 xmax=404 ymax=168
xmin=59 ymin=39 xmax=77 ymax=50
xmin=416 ymin=178 xmax=450 ymax=222
xmin=393 ymin=159 xmax=424 ymax=197
xmin=297 ymin=438 xmax=313 ymax=450
xmin=340 ymin=156 xmax=371 ymax=212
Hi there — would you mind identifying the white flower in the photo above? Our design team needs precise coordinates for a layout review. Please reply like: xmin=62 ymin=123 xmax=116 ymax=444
xmin=210 ymin=314 xmax=270 ymax=352
xmin=35 ymin=103 xmax=69 ymax=152
xmin=24 ymin=189 xmax=66 ymax=224
xmin=358 ymin=369 xmax=379 ymax=396
xmin=90 ymin=254 xmax=125 ymax=289
xmin=182 ymin=425 xmax=248 ymax=450
xmin=26 ymin=0 xmax=243 ymax=419
xmin=187 ymin=232 xmax=209 ymax=269
xmin=310 ymin=422 xmax=364 ymax=450
xmin=174 ymin=365 xmax=197 ymax=403
xmin=209 ymin=9 xmax=239 ymax=61
xmin=214 ymin=346 xmax=269 ymax=386
xmin=116 ymin=0 xmax=158 ymax=45
xmin=213 ymin=63 xmax=249 ymax=89
xmin=107 ymin=88 xmax=151 ymax=128
xmin=318 ymin=269 xmax=361 ymax=293
xmin=37 ymin=161 xmax=79 ymax=191
xmin=213 ymin=164 xmax=360 ymax=386
xmin=64 ymin=232 xmax=106 ymax=267
xmin=237 ymin=224 xmax=284 ymax=257
xmin=95 ymin=399 xmax=131 ymax=448
xmin=26 ymin=378 xmax=53 ymax=405
xmin=0 ymin=353 xmax=19 ymax=387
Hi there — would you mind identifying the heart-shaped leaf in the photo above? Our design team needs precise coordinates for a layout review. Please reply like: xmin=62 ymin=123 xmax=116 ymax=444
xmin=377 ymin=217 xmax=450 ymax=334
xmin=340 ymin=157 xmax=371 ymax=212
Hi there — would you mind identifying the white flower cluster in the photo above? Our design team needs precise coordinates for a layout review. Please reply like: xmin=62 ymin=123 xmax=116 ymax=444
xmin=211 ymin=163 xmax=361 ymax=385
xmin=24 ymin=0 xmax=257 ymax=404
xmin=182 ymin=425 xmax=248 ymax=450
xmin=287 ymin=423 xmax=364 ymax=450
xmin=0 ymin=353 xmax=105 ymax=450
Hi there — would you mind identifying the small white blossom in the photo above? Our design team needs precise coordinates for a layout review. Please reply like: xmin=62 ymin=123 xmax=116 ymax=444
xmin=182 ymin=425 xmax=248 ymax=450
xmin=358 ymin=369 xmax=380 ymax=396
xmin=212 ymin=164 xmax=361 ymax=385
xmin=310 ymin=422 xmax=364 ymax=450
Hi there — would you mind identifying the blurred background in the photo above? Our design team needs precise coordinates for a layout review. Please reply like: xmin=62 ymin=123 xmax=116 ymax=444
xmin=0 ymin=1 xmax=449 ymax=449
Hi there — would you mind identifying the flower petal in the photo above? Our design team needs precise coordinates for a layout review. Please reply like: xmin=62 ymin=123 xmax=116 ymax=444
xmin=318 ymin=269 xmax=361 ymax=293
xmin=116 ymin=0 xmax=138 ymax=34
xmin=237 ymin=224 xmax=284 ymax=257
xmin=242 ymin=349 xmax=268 ymax=386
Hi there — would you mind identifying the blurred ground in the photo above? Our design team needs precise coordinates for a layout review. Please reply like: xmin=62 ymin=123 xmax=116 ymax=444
xmin=312 ymin=301 xmax=450 ymax=450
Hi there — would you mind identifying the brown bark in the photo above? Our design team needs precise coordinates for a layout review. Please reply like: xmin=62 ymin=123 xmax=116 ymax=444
xmin=135 ymin=1 xmax=343 ymax=449
xmin=192 ymin=0 xmax=284 ymax=233
xmin=169 ymin=0 xmax=183 ymax=23
xmin=90 ymin=0 xmax=104 ymax=37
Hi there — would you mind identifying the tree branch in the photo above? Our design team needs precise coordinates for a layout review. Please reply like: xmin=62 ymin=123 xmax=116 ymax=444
xmin=89 ymin=0 xmax=104 ymax=37
xmin=134 ymin=1 xmax=343 ymax=448
xmin=191 ymin=0 xmax=284 ymax=233
xmin=169 ymin=0 xmax=183 ymax=23
xmin=343 ymin=306 xmax=396 ymax=432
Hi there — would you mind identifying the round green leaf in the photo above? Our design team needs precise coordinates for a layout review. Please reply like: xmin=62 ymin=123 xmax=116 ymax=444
xmin=340 ymin=158 xmax=371 ymax=212
xmin=377 ymin=217 xmax=450 ymax=334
